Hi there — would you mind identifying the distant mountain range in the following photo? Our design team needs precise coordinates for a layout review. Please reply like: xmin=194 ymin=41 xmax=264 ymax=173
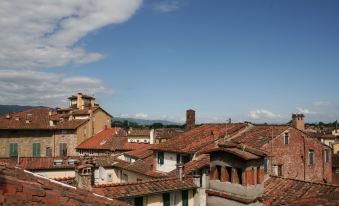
xmin=0 ymin=105 xmax=41 ymax=116
xmin=113 ymin=117 xmax=181 ymax=126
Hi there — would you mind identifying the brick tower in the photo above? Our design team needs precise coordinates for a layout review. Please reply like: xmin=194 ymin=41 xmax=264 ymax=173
xmin=186 ymin=109 xmax=195 ymax=130
xmin=292 ymin=114 xmax=305 ymax=131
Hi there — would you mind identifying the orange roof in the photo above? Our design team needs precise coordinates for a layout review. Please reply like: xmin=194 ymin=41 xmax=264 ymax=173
xmin=77 ymin=128 xmax=118 ymax=150
xmin=124 ymin=144 xmax=154 ymax=159
xmin=152 ymin=123 xmax=248 ymax=154
xmin=0 ymin=107 xmax=88 ymax=130
xmin=0 ymin=162 xmax=127 ymax=206
xmin=93 ymin=177 xmax=197 ymax=199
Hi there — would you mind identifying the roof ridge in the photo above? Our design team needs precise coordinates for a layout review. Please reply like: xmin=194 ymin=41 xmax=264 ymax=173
xmin=94 ymin=177 xmax=179 ymax=187
xmin=269 ymin=175 xmax=339 ymax=187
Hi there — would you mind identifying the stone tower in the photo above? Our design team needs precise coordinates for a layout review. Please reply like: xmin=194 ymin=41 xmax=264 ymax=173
xmin=292 ymin=114 xmax=305 ymax=131
xmin=186 ymin=109 xmax=195 ymax=130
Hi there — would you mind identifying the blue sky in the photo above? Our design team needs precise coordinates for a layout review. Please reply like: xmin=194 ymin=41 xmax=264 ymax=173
xmin=1 ymin=0 xmax=338 ymax=123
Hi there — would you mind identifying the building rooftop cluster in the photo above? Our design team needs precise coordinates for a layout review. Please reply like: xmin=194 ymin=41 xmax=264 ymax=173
xmin=0 ymin=93 xmax=338 ymax=206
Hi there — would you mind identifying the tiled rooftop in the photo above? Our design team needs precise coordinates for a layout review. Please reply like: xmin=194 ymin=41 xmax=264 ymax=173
xmin=0 ymin=162 xmax=127 ymax=206
xmin=127 ymin=129 xmax=150 ymax=137
xmin=152 ymin=123 xmax=248 ymax=154
xmin=264 ymin=176 xmax=339 ymax=206
xmin=0 ymin=156 xmax=129 ymax=170
xmin=0 ymin=107 xmax=89 ymax=130
xmin=123 ymin=144 xmax=154 ymax=159
xmin=168 ymin=155 xmax=210 ymax=177
xmin=232 ymin=125 xmax=289 ymax=149
xmin=93 ymin=177 xmax=197 ymax=199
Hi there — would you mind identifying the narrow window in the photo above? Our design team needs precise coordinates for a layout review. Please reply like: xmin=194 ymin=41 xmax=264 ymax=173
xmin=309 ymin=150 xmax=315 ymax=165
xmin=9 ymin=143 xmax=18 ymax=158
xmin=226 ymin=167 xmax=232 ymax=182
xmin=277 ymin=165 xmax=283 ymax=176
xmin=182 ymin=190 xmax=189 ymax=206
xmin=216 ymin=165 xmax=222 ymax=180
xmin=60 ymin=143 xmax=67 ymax=157
xmin=324 ymin=150 xmax=329 ymax=163
xmin=264 ymin=158 xmax=268 ymax=174
xmin=32 ymin=143 xmax=41 ymax=157
xmin=46 ymin=147 xmax=52 ymax=157
xmin=163 ymin=193 xmax=170 ymax=206
xmin=284 ymin=132 xmax=289 ymax=144
xmin=158 ymin=151 xmax=164 ymax=165
xmin=176 ymin=154 xmax=181 ymax=164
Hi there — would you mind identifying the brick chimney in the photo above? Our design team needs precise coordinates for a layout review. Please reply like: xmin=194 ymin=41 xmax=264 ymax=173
xmin=186 ymin=109 xmax=195 ymax=130
xmin=292 ymin=114 xmax=305 ymax=131
xmin=75 ymin=156 xmax=96 ymax=191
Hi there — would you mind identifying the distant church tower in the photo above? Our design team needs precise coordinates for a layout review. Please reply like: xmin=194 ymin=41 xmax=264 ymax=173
xmin=186 ymin=109 xmax=195 ymax=130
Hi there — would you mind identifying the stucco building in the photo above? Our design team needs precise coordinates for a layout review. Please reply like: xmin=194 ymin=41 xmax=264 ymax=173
xmin=0 ymin=93 xmax=112 ymax=157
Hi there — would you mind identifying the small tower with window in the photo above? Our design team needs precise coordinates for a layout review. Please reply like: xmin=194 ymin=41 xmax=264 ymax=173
xmin=75 ymin=156 xmax=96 ymax=190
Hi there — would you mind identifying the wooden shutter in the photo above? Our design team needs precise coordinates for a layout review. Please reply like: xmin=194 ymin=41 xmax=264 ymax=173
xmin=220 ymin=166 xmax=229 ymax=182
xmin=158 ymin=152 xmax=164 ymax=165
xmin=33 ymin=143 xmax=40 ymax=157
xmin=9 ymin=143 xmax=18 ymax=157
xmin=182 ymin=190 xmax=189 ymax=206
xmin=210 ymin=166 xmax=218 ymax=180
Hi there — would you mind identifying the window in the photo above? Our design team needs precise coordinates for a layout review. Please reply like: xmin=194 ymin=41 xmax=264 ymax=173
xmin=9 ymin=143 xmax=18 ymax=157
xmin=182 ymin=190 xmax=189 ymax=206
xmin=182 ymin=155 xmax=190 ymax=164
xmin=32 ymin=143 xmax=41 ymax=157
xmin=158 ymin=151 xmax=164 ymax=165
xmin=108 ymin=174 xmax=113 ymax=182
xmin=60 ymin=143 xmax=67 ymax=157
xmin=176 ymin=154 xmax=181 ymax=164
xmin=324 ymin=150 xmax=329 ymax=163
xmin=309 ymin=150 xmax=315 ymax=165
xmin=134 ymin=197 xmax=143 ymax=206
xmin=163 ymin=193 xmax=170 ymax=206
xmin=284 ymin=132 xmax=289 ymax=144
xmin=216 ymin=165 xmax=222 ymax=180
xmin=277 ymin=165 xmax=283 ymax=176
xmin=264 ymin=158 xmax=268 ymax=174
xmin=122 ymin=174 xmax=128 ymax=182
xmin=46 ymin=147 xmax=52 ymax=157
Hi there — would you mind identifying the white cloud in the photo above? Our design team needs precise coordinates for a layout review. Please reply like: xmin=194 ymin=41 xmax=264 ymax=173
xmin=0 ymin=0 xmax=142 ymax=70
xmin=313 ymin=101 xmax=332 ymax=107
xmin=296 ymin=107 xmax=317 ymax=115
xmin=153 ymin=0 xmax=183 ymax=13
xmin=0 ymin=70 xmax=112 ymax=106
xmin=135 ymin=113 xmax=149 ymax=118
xmin=249 ymin=109 xmax=283 ymax=119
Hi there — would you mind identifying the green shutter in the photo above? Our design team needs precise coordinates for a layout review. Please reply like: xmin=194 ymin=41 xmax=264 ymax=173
xmin=9 ymin=143 xmax=18 ymax=157
xmin=163 ymin=193 xmax=170 ymax=206
xmin=182 ymin=190 xmax=189 ymax=206
xmin=33 ymin=143 xmax=41 ymax=157
xmin=176 ymin=154 xmax=181 ymax=164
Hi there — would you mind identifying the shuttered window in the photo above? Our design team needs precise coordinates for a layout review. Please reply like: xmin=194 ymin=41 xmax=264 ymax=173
xmin=32 ymin=143 xmax=41 ymax=157
xmin=163 ymin=193 xmax=170 ymax=206
xmin=158 ymin=151 xmax=164 ymax=165
xmin=182 ymin=190 xmax=189 ymax=206
xmin=9 ymin=143 xmax=18 ymax=157
xmin=60 ymin=143 xmax=67 ymax=157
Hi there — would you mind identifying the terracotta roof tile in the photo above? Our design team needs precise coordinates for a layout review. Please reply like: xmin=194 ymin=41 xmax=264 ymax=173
xmin=124 ymin=144 xmax=154 ymax=159
xmin=128 ymin=129 xmax=150 ymax=137
xmin=0 ymin=162 xmax=127 ymax=206
xmin=264 ymin=176 xmax=339 ymax=206
xmin=77 ymin=128 xmax=118 ymax=150
xmin=168 ymin=155 xmax=210 ymax=177
xmin=232 ymin=125 xmax=289 ymax=149
xmin=0 ymin=107 xmax=88 ymax=130
xmin=93 ymin=178 xmax=196 ymax=199
xmin=152 ymin=123 xmax=248 ymax=154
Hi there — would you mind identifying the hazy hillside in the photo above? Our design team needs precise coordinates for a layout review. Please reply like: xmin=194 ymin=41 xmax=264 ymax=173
xmin=0 ymin=105 xmax=41 ymax=116
xmin=113 ymin=117 xmax=181 ymax=126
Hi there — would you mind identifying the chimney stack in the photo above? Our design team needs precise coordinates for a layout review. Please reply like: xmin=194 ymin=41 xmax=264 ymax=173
xmin=186 ymin=109 xmax=195 ymax=130
xmin=177 ymin=163 xmax=185 ymax=181
xmin=292 ymin=114 xmax=305 ymax=131
xmin=75 ymin=156 xmax=96 ymax=190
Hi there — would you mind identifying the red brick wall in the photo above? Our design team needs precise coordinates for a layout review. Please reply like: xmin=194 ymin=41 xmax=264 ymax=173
xmin=262 ymin=127 xmax=332 ymax=183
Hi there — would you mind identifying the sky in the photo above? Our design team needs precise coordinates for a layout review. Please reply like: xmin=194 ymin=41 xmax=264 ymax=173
xmin=0 ymin=0 xmax=338 ymax=124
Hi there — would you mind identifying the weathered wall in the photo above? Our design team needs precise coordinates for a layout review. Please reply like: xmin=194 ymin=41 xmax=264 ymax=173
xmin=156 ymin=151 xmax=177 ymax=173
xmin=93 ymin=109 xmax=111 ymax=135
xmin=261 ymin=127 xmax=332 ymax=183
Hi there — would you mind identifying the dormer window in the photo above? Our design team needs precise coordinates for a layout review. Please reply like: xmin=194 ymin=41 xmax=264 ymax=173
xmin=284 ymin=132 xmax=289 ymax=144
